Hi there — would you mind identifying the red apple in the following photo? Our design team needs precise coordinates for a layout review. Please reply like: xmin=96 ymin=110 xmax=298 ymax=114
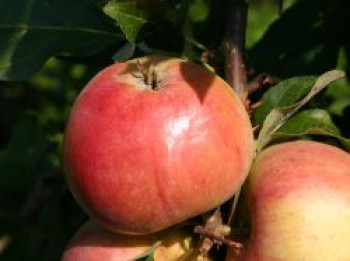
xmin=61 ymin=220 xmax=211 ymax=261
xmin=240 ymin=140 xmax=350 ymax=260
xmin=63 ymin=56 xmax=254 ymax=234
xmin=61 ymin=220 xmax=156 ymax=261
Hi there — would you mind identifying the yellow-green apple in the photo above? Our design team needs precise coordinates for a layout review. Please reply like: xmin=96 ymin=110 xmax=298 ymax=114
xmin=61 ymin=220 xmax=211 ymax=261
xmin=241 ymin=140 xmax=350 ymax=261
xmin=63 ymin=56 xmax=254 ymax=235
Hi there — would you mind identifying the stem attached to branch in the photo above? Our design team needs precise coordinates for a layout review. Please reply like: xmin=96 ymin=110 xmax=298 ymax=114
xmin=223 ymin=0 xmax=249 ymax=101
xmin=223 ymin=0 xmax=249 ymax=230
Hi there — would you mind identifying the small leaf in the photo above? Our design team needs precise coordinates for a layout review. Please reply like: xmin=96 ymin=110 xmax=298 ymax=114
xmin=103 ymin=0 xmax=180 ymax=47
xmin=325 ymin=78 xmax=350 ymax=116
xmin=272 ymin=131 xmax=350 ymax=152
xmin=256 ymin=70 xmax=345 ymax=152
xmin=181 ymin=1 xmax=207 ymax=63
xmin=132 ymin=241 xmax=160 ymax=261
xmin=253 ymin=76 xmax=317 ymax=124
xmin=271 ymin=109 xmax=350 ymax=151
xmin=137 ymin=41 xmax=177 ymax=57
xmin=333 ymin=136 xmax=350 ymax=151
xmin=277 ymin=109 xmax=340 ymax=135
xmin=145 ymin=256 xmax=155 ymax=261
xmin=104 ymin=0 xmax=147 ymax=43
xmin=112 ymin=42 xmax=135 ymax=62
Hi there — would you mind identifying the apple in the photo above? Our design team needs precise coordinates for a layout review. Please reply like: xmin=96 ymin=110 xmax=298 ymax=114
xmin=240 ymin=140 xmax=350 ymax=260
xmin=63 ymin=56 xmax=254 ymax=234
xmin=61 ymin=220 xmax=156 ymax=261
xmin=61 ymin=220 xmax=211 ymax=261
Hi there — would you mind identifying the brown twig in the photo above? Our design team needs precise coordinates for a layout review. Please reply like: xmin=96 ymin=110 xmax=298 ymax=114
xmin=247 ymin=73 xmax=280 ymax=95
xmin=222 ymin=0 xmax=249 ymax=234
xmin=244 ymin=74 xmax=280 ymax=115
xmin=223 ymin=0 xmax=249 ymax=101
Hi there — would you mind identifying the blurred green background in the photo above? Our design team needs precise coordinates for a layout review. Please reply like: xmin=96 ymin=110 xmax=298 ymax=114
xmin=0 ymin=0 xmax=349 ymax=260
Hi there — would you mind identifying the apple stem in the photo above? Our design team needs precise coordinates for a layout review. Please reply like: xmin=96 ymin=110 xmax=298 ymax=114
xmin=136 ymin=60 xmax=159 ymax=90
xmin=222 ymin=0 xmax=249 ymax=235
xmin=227 ymin=186 xmax=241 ymax=225
xmin=223 ymin=0 xmax=249 ymax=102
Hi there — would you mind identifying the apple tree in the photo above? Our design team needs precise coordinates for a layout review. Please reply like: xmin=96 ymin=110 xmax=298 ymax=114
xmin=0 ymin=0 xmax=349 ymax=260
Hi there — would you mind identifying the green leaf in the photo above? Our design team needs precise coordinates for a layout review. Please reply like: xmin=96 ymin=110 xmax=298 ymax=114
xmin=131 ymin=241 xmax=160 ymax=261
xmin=104 ymin=0 xmax=147 ymax=43
xmin=271 ymin=109 xmax=350 ymax=152
xmin=273 ymin=132 xmax=350 ymax=152
xmin=277 ymin=109 xmax=340 ymax=135
xmin=325 ymin=78 xmax=350 ymax=116
xmin=181 ymin=0 xmax=209 ymax=63
xmin=253 ymin=76 xmax=317 ymax=124
xmin=271 ymin=131 xmax=350 ymax=152
xmin=103 ymin=0 xmax=180 ymax=47
xmin=145 ymin=255 xmax=155 ymax=261
xmin=256 ymin=70 xmax=345 ymax=152
xmin=112 ymin=42 xmax=135 ymax=62
xmin=0 ymin=0 xmax=124 ymax=80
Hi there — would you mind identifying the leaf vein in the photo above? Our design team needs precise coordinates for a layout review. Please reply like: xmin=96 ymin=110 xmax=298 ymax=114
xmin=0 ymin=24 xmax=122 ymax=38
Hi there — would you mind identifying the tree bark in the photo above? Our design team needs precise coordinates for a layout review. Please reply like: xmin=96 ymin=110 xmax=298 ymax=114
xmin=223 ymin=0 xmax=249 ymax=100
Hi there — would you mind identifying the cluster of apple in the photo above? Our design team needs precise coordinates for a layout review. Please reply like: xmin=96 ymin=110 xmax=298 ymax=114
xmin=61 ymin=56 xmax=350 ymax=260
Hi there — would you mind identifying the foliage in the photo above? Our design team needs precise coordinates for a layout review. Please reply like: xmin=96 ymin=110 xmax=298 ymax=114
xmin=0 ymin=0 xmax=124 ymax=80
xmin=0 ymin=0 xmax=349 ymax=260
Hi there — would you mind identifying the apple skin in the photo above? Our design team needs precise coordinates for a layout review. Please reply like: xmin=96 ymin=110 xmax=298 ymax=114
xmin=61 ymin=220 xmax=157 ymax=261
xmin=61 ymin=220 xmax=211 ymax=261
xmin=63 ymin=56 xmax=254 ymax=235
xmin=241 ymin=140 xmax=350 ymax=261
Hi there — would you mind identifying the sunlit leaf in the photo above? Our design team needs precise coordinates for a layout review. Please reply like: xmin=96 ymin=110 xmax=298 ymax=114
xmin=277 ymin=109 xmax=340 ymax=135
xmin=104 ymin=0 xmax=147 ymax=43
xmin=104 ymin=0 xmax=180 ymax=46
xmin=253 ymin=76 xmax=317 ymax=124
xmin=271 ymin=108 xmax=350 ymax=151
xmin=256 ymin=70 xmax=345 ymax=152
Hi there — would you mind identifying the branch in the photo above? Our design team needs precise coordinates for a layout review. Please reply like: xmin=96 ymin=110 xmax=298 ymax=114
xmin=223 ymin=0 xmax=249 ymax=101
xmin=222 ymin=0 xmax=249 ymax=229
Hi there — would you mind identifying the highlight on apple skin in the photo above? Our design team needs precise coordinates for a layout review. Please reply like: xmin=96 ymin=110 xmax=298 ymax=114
xmin=63 ymin=56 xmax=254 ymax=235
xmin=241 ymin=140 xmax=350 ymax=261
